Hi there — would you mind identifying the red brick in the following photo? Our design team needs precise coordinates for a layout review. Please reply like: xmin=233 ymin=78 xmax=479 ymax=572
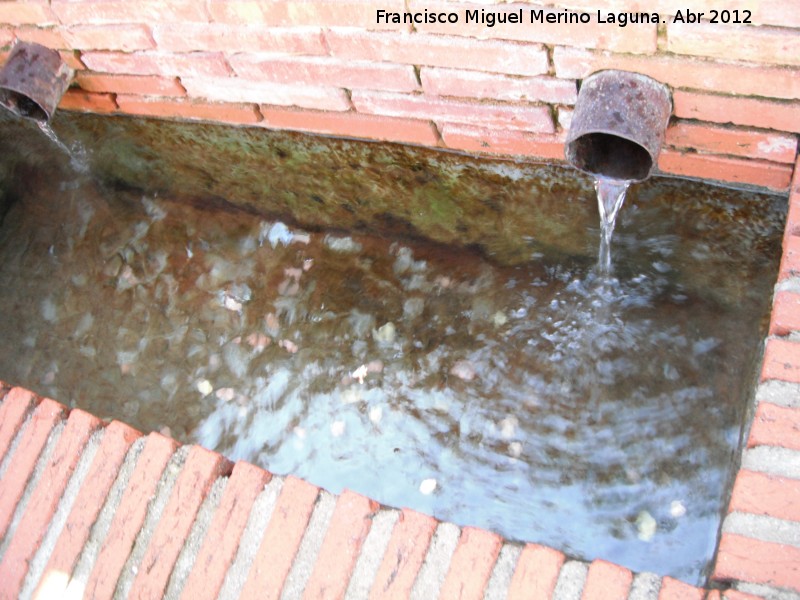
xmin=0 ymin=398 xmax=66 ymax=542
xmin=729 ymin=470 xmax=800 ymax=522
xmin=748 ymin=402 xmax=800 ymax=450
xmin=558 ymin=107 xmax=573 ymax=131
xmin=0 ymin=2 xmax=56 ymax=25
xmin=181 ymin=461 xmax=270 ymax=600
xmin=0 ymin=410 xmax=100 ymax=597
xmin=81 ymin=51 xmax=231 ymax=78
xmin=84 ymin=432 xmax=178 ymax=600
xmin=64 ymin=24 xmax=155 ymax=51
xmin=11 ymin=26 xmax=67 ymax=49
xmin=230 ymin=55 xmax=419 ymax=94
xmin=369 ymin=508 xmax=437 ymax=599
xmin=787 ymin=160 xmax=800 ymax=238
xmin=780 ymin=235 xmax=800 ymax=279
xmin=666 ymin=122 xmax=797 ymax=164
xmin=302 ymin=490 xmax=379 ymax=600
xmin=33 ymin=421 xmax=141 ymax=600
xmin=241 ymin=476 xmax=319 ymax=600
xmin=439 ymin=527 xmax=503 ymax=600
xmin=554 ymin=0 xmax=800 ymax=28
xmin=580 ymin=559 xmax=633 ymax=600
xmin=60 ymin=50 xmax=85 ymax=71
xmin=657 ymin=576 xmax=704 ymax=600
xmin=793 ymin=156 xmax=800 ymax=197
xmin=52 ymin=0 xmax=208 ymax=25
xmin=669 ymin=22 xmax=800 ymax=67
xmin=657 ymin=150 xmax=793 ymax=192
xmin=770 ymin=292 xmax=800 ymax=336
xmin=0 ymin=28 xmax=13 ymax=48
xmin=208 ymin=0 xmax=407 ymax=31
xmin=554 ymin=46 xmax=800 ymax=101
xmin=0 ymin=387 xmax=37 ymax=464
xmin=761 ymin=338 xmax=800 ymax=384
xmin=408 ymin=1 xmax=656 ymax=54
xmin=325 ymin=30 xmax=549 ymax=77
xmin=754 ymin=3 xmax=800 ymax=28
xmin=714 ymin=533 xmax=800 ymax=592
xmin=181 ymin=77 xmax=351 ymax=111
xmin=130 ymin=446 xmax=231 ymax=600
xmin=352 ymin=90 xmax=554 ymax=133
xmin=259 ymin=107 xmax=440 ymax=146
xmin=422 ymin=67 xmax=577 ymax=105
xmin=507 ymin=543 xmax=565 ymax=600
xmin=76 ymin=73 xmax=185 ymax=96
xmin=153 ymin=23 xmax=326 ymax=54
xmin=58 ymin=90 xmax=117 ymax=113
xmin=116 ymin=96 xmax=261 ymax=125
xmin=441 ymin=123 xmax=565 ymax=161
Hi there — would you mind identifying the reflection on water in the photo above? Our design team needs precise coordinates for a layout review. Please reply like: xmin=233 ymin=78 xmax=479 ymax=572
xmin=0 ymin=164 xmax=784 ymax=585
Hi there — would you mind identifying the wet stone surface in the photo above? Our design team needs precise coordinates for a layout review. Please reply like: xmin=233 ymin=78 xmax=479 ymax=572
xmin=0 ymin=113 xmax=787 ymax=584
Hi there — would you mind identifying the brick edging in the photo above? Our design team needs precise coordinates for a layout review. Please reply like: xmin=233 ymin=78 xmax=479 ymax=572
xmin=0 ymin=376 xmax=794 ymax=599
xmin=708 ymin=156 xmax=800 ymax=598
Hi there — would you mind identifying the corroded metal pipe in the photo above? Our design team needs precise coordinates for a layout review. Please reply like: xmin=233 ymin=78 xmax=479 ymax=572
xmin=565 ymin=70 xmax=672 ymax=182
xmin=0 ymin=41 xmax=73 ymax=123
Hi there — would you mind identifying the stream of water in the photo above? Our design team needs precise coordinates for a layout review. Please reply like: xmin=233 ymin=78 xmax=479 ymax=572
xmin=595 ymin=176 xmax=632 ymax=276
xmin=36 ymin=121 xmax=89 ymax=174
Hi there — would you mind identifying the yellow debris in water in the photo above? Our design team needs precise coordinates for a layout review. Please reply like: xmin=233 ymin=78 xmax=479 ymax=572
xmin=372 ymin=322 xmax=396 ymax=344
xmin=636 ymin=510 xmax=657 ymax=542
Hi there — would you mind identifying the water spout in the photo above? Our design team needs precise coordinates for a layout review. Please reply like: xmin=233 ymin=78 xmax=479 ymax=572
xmin=565 ymin=70 xmax=671 ymax=275
xmin=0 ymin=42 xmax=88 ymax=172
xmin=0 ymin=41 xmax=74 ymax=123
xmin=566 ymin=70 xmax=672 ymax=183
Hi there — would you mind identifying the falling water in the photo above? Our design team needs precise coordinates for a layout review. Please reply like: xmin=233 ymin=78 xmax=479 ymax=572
xmin=36 ymin=121 xmax=89 ymax=174
xmin=595 ymin=176 xmax=632 ymax=276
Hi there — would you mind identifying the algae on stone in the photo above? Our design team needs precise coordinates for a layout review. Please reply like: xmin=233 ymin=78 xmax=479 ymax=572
xmin=0 ymin=109 xmax=786 ymax=307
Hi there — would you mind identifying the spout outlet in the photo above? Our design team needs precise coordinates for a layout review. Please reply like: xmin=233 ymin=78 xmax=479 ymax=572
xmin=565 ymin=70 xmax=671 ymax=182
xmin=0 ymin=41 xmax=74 ymax=123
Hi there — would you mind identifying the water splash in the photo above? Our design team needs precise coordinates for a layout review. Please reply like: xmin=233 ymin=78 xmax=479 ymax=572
xmin=595 ymin=176 xmax=632 ymax=276
xmin=36 ymin=121 xmax=90 ymax=174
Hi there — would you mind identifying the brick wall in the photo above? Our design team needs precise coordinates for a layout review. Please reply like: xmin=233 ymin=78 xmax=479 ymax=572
xmin=0 ymin=0 xmax=799 ymax=191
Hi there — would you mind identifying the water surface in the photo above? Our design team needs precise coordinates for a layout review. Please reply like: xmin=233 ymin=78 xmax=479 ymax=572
xmin=0 ymin=144 xmax=785 ymax=584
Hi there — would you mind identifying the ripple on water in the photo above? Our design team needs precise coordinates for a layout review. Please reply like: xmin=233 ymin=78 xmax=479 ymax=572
xmin=0 ymin=171 xmax=784 ymax=584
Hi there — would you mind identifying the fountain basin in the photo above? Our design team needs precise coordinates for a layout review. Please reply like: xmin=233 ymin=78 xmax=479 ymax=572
xmin=0 ymin=111 xmax=786 ymax=584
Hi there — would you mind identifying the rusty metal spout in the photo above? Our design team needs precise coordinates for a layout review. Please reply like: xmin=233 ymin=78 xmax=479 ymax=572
xmin=0 ymin=41 xmax=74 ymax=123
xmin=565 ymin=70 xmax=672 ymax=182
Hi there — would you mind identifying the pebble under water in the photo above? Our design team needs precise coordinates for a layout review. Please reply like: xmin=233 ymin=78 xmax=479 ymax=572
xmin=0 ymin=158 xmax=785 ymax=584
